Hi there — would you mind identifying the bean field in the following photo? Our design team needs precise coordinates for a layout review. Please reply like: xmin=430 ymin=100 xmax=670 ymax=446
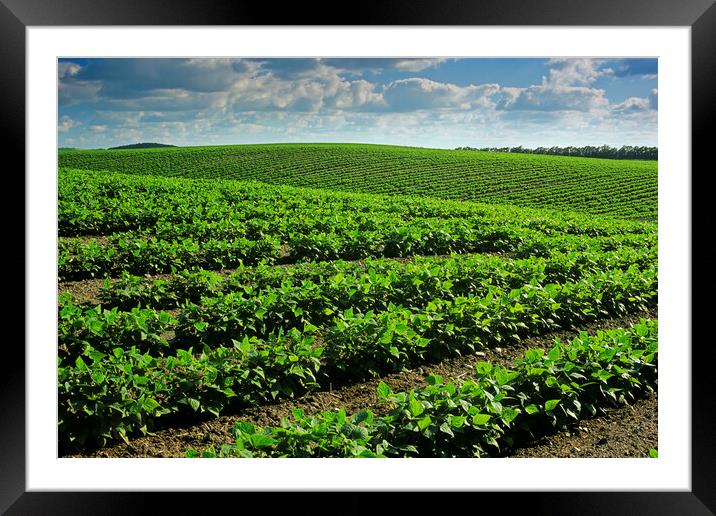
xmin=57 ymin=144 xmax=658 ymax=458
xmin=59 ymin=143 xmax=658 ymax=220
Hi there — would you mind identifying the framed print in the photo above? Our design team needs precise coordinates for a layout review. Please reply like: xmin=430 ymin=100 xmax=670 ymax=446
xmin=4 ymin=0 xmax=714 ymax=513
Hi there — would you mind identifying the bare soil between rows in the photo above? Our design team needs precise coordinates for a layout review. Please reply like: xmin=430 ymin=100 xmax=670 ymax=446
xmin=62 ymin=307 xmax=658 ymax=459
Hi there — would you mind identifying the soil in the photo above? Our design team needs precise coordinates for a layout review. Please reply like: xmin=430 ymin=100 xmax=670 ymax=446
xmin=62 ymin=307 xmax=658 ymax=459
xmin=60 ymin=235 xmax=111 ymax=245
xmin=508 ymin=391 xmax=657 ymax=458
xmin=59 ymin=277 xmax=108 ymax=306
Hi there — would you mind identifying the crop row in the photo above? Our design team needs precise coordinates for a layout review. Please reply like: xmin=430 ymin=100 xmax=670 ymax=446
xmin=59 ymin=234 xmax=281 ymax=280
xmin=60 ymin=256 xmax=657 ymax=361
xmin=189 ymin=320 xmax=657 ymax=458
xmin=58 ymin=222 xmax=655 ymax=281
xmin=58 ymin=143 xmax=657 ymax=219
xmin=59 ymin=265 xmax=656 ymax=447
xmin=97 ymin=245 xmax=656 ymax=312
xmin=59 ymin=168 xmax=654 ymax=238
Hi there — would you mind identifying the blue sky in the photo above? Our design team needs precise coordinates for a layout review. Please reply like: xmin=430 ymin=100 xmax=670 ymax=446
xmin=58 ymin=57 xmax=657 ymax=149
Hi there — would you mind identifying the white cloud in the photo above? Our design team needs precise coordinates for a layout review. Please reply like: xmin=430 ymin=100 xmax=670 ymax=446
xmin=383 ymin=78 xmax=500 ymax=111
xmin=612 ymin=96 xmax=651 ymax=113
xmin=391 ymin=58 xmax=448 ymax=72
xmin=225 ymin=71 xmax=386 ymax=113
xmin=329 ymin=80 xmax=386 ymax=110
xmin=496 ymin=59 xmax=613 ymax=113
xmin=58 ymin=61 xmax=81 ymax=79
xmin=499 ymin=84 xmax=609 ymax=112
xmin=612 ymin=89 xmax=658 ymax=114
xmin=544 ymin=58 xmax=610 ymax=86
xmin=58 ymin=115 xmax=80 ymax=133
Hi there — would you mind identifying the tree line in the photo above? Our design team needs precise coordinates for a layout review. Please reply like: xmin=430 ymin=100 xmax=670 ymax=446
xmin=455 ymin=145 xmax=657 ymax=160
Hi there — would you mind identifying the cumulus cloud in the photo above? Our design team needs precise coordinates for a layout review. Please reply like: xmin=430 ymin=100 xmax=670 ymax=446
xmin=544 ymin=58 xmax=658 ymax=84
xmin=58 ymin=61 xmax=81 ymax=79
xmin=58 ymin=115 xmax=80 ymax=132
xmin=544 ymin=58 xmax=609 ymax=86
xmin=499 ymin=84 xmax=609 ymax=112
xmin=612 ymin=88 xmax=658 ymax=114
xmin=612 ymin=96 xmax=651 ymax=113
xmin=383 ymin=78 xmax=500 ymax=111
xmin=224 ymin=71 xmax=386 ymax=113
xmin=328 ymin=79 xmax=386 ymax=110
xmin=495 ymin=59 xmax=614 ymax=113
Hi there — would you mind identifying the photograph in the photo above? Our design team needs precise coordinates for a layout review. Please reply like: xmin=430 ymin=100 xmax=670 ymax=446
xmin=56 ymin=56 xmax=660 ymax=460
xmin=4 ymin=1 xmax=710 ymax=508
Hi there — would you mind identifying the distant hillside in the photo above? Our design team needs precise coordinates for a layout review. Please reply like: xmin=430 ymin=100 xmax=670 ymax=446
xmin=107 ymin=142 xmax=177 ymax=150
xmin=58 ymin=142 xmax=657 ymax=220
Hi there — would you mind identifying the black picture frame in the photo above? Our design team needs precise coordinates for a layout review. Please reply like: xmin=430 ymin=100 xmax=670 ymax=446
xmin=4 ymin=0 xmax=713 ymax=513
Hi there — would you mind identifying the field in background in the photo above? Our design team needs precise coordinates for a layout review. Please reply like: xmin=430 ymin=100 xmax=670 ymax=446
xmin=59 ymin=143 xmax=658 ymax=220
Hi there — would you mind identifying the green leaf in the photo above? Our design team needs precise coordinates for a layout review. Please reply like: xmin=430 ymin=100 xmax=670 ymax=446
xmin=380 ymin=331 xmax=393 ymax=344
xmin=545 ymin=399 xmax=560 ymax=412
xmin=450 ymin=415 xmax=466 ymax=428
xmin=142 ymin=398 xmax=160 ymax=412
xmin=524 ymin=404 xmax=540 ymax=415
xmin=525 ymin=349 xmax=543 ymax=363
xmin=88 ymin=319 xmax=104 ymax=334
xmin=75 ymin=357 xmax=88 ymax=371
xmin=472 ymin=413 xmax=491 ymax=425
xmin=90 ymin=370 xmax=105 ymax=384
xmin=439 ymin=422 xmax=454 ymax=436
xmin=418 ymin=415 xmax=432 ymax=431
xmin=249 ymin=433 xmax=277 ymax=448
xmin=475 ymin=362 xmax=492 ymax=376
xmin=353 ymin=409 xmax=372 ymax=425
xmin=377 ymin=381 xmax=392 ymax=398
xmin=409 ymin=393 xmax=424 ymax=417
xmin=502 ymin=407 xmax=520 ymax=424
xmin=649 ymin=448 xmax=658 ymax=458
xmin=395 ymin=323 xmax=408 ymax=335
xmin=426 ymin=374 xmax=444 ymax=386
xmin=547 ymin=346 xmax=561 ymax=360
xmin=234 ymin=421 xmax=255 ymax=435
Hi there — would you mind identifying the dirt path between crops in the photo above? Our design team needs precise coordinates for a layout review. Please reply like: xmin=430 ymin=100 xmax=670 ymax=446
xmin=508 ymin=391 xmax=657 ymax=458
xmin=62 ymin=307 xmax=658 ymax=459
